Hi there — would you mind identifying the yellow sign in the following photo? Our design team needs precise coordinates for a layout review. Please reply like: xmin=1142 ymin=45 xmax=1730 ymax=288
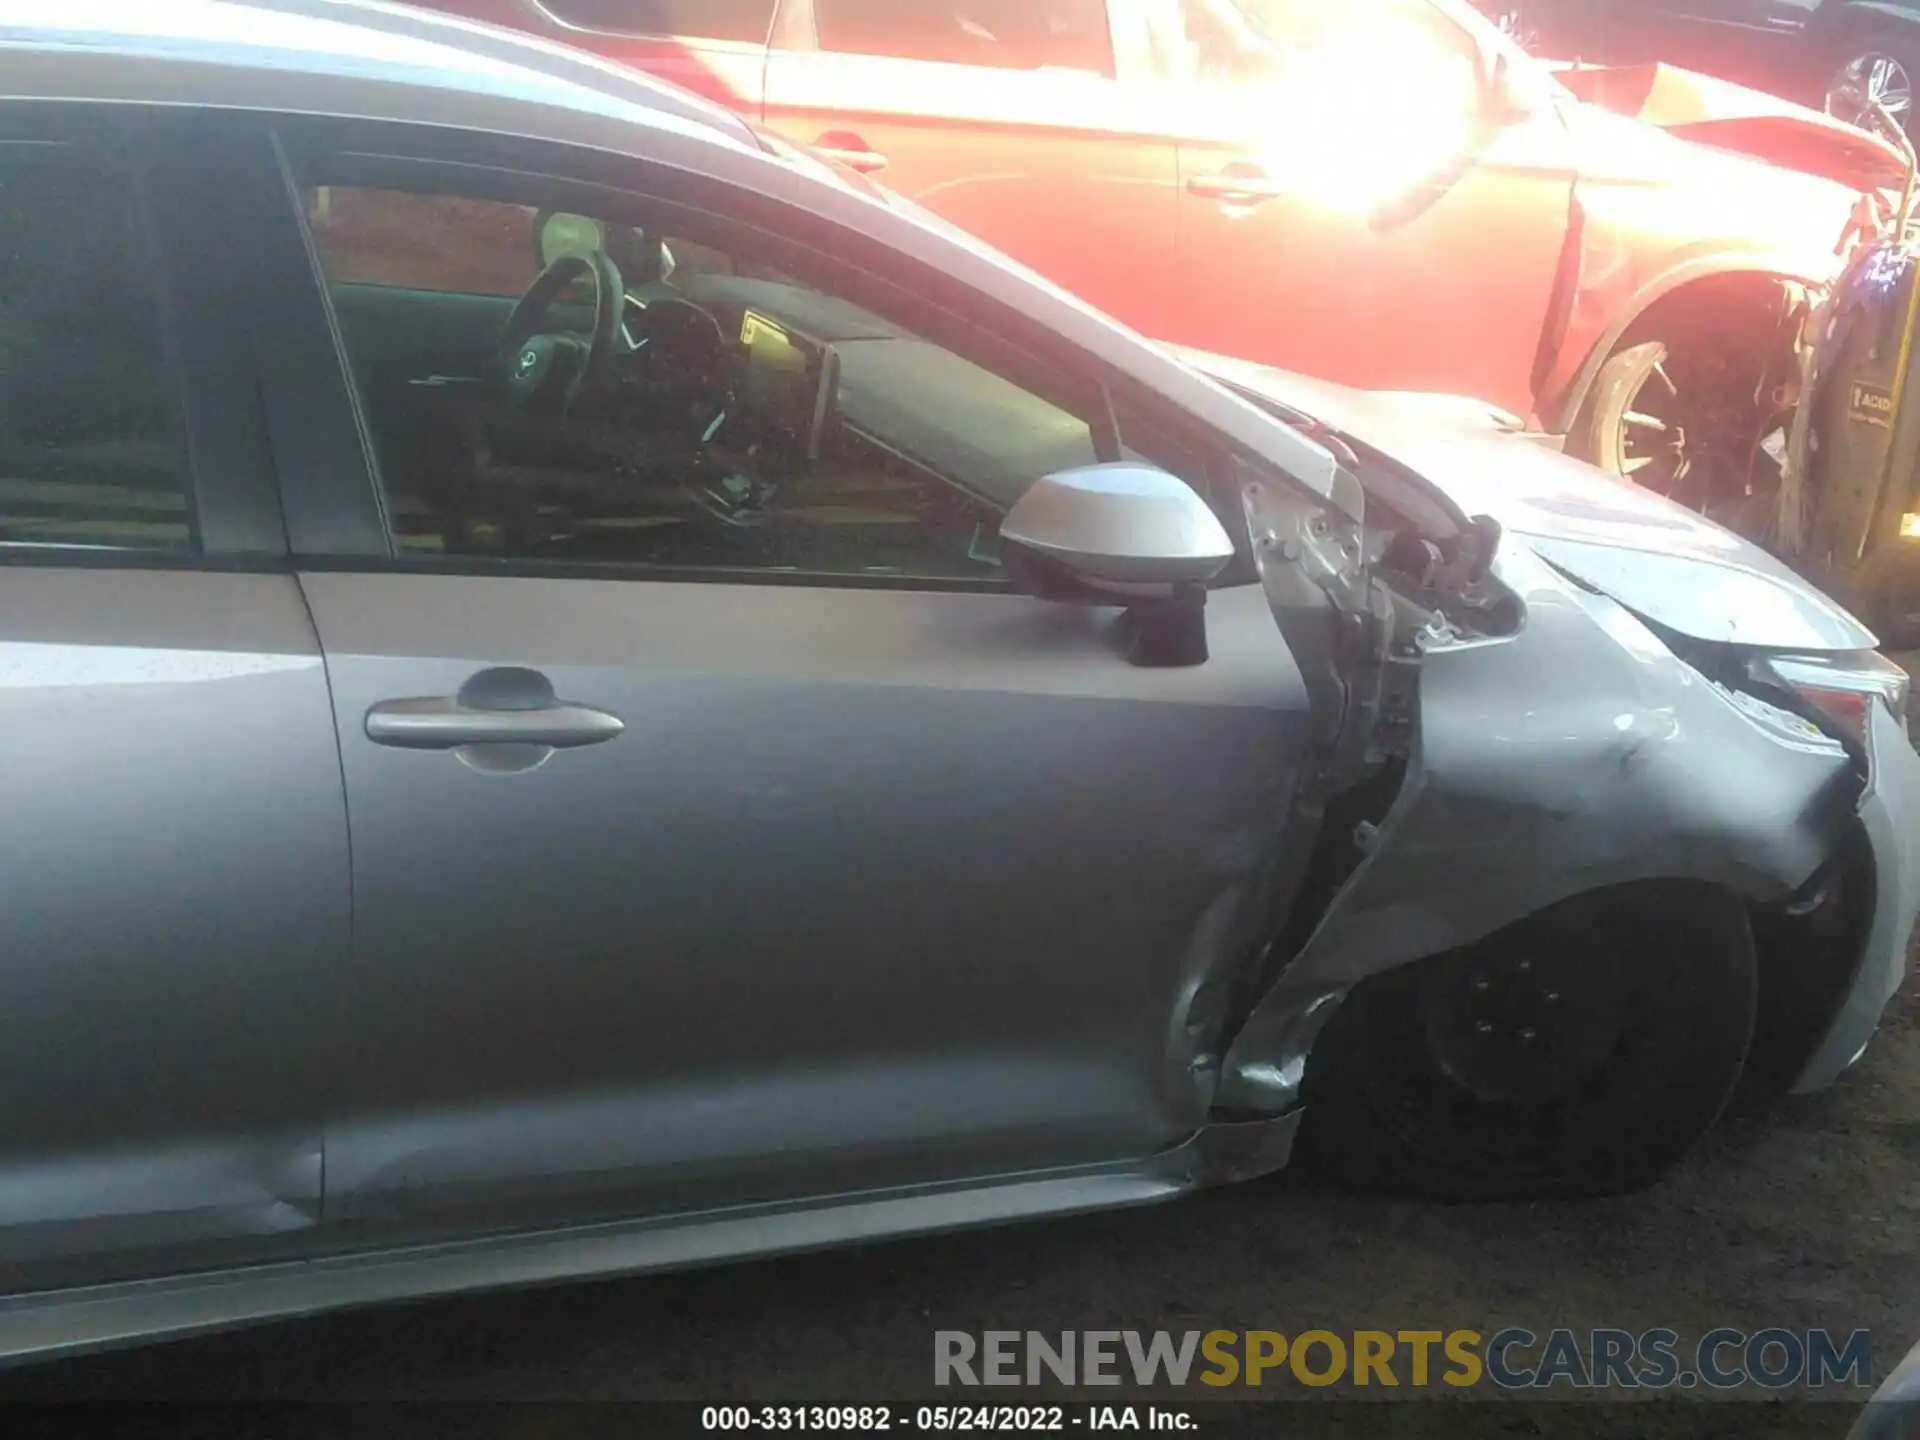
xmin=1849 ymin=380 xmax=1894 ymax=428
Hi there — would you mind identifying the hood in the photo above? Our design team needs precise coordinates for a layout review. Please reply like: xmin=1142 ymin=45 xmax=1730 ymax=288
xmin=1551 ymin=60 xmax=1908 ymax=193
xmin=1188 ymin=350 xmax=1879 ymax=653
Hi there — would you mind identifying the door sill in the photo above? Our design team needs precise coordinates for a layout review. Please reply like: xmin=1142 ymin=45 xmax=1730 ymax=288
xmin=0 ymin=1114 xmax=1300 ymax=1367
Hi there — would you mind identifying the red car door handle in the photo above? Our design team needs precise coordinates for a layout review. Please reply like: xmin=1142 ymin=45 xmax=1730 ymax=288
xmin=812 ymin=132 xmax=890 ymax=173
xmin=1188 ymin=171 xmax=1287 ymax=205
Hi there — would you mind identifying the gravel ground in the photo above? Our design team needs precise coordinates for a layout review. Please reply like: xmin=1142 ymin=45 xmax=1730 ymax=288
xmin=2 ymin=663 xmax=1915 ymax=1439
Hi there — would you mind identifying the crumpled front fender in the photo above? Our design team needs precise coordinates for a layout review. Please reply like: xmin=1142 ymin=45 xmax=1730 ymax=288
xmin=1216 ymin=541 xmax=1858 ymax=1112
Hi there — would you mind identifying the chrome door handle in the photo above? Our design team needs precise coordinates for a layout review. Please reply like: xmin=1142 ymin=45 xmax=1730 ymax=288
xmin=1187 ymin=172 xmax=1287 ymax=204
xmin=813 ymin=132 xmax=890 ymax=173
xmin=365 ymin=698 xmax=624 ymax=750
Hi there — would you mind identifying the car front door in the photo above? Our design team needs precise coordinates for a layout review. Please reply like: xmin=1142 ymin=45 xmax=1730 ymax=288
xmin=0 ymin=112 xmax=348 ymax=1290
xmin=260 ymin=118 xmax=1320 ymax=1240
xmin=1165 ymin=0 xmax=1577 ymax=421
xmin=761 ymin=0 xmax=1183 ymax=334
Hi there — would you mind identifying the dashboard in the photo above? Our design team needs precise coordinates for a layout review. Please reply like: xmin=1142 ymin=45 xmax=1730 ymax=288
xmin=459 ymin=274 xmax=1019 ymax=577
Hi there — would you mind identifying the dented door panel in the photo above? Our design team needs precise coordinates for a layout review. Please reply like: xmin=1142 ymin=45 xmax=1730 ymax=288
xmin=303 ymin=575 xmax=1317 ymax=1235
xmin=0 ymin=570 xmax=346 ymax=1288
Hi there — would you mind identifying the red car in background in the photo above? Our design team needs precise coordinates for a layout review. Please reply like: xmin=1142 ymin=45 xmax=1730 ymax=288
xmin=423 ymin=0 xmax=1905 ymax=532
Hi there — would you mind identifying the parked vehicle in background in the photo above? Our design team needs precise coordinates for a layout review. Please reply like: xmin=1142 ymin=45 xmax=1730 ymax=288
xmin=1487 ymin=1 xmax=1920 ymax=139
xmin=0 ymin=0 xmax=1915 ymax=1367
xmin=427 ymin=0 xmax=1905 ymax=545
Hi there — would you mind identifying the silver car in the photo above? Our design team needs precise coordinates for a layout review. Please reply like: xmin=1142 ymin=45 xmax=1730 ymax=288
xmin=1852 ymin=1331 xmax=1920 ymax=1437
xmin=0 ymin=0 xmax=1913 ymax=1364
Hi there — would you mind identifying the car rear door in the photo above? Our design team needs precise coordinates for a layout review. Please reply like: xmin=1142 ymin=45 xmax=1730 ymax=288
xmin=0 ymin=109 xmax=348 ymax=1290
xmin=1164 ymin=0 xmax=1576 ymax=421
xmin=260 ymin=115 xmax=1326 ymax=1243
xmin=761 ymin=0 xmax=1183 ymax=333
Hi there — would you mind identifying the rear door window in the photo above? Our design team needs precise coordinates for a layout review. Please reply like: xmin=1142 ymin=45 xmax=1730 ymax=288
xmin=0 ymin=145 xmax=194 ymax=552
xmin=1158 ymin=0 xmax=1483 ymax=93
xmin=539 ymin=0 xmax=777 ymax=43
xmin=813 ymin=0 xmax=1117 ymax=74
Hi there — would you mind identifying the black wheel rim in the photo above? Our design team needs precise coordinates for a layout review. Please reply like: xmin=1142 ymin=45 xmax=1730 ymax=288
xmin=1418 ymin=937 xmax=1628 ymax=1108
xmin=1615 ymin=347 xmax=1782 ymax=541
xmin=1345 ymin=919 xmax=1673 ymax=1180
xmin=1827 ymin=52 xmax=1914 ymax=130
xmin=1617 ymin=354 xmax=1689 ymax=492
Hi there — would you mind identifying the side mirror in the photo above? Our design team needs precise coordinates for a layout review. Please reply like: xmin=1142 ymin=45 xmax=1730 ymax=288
xmin=1000 ymin=463 xmax=1236 ymax=668
xmin=1002 ymin=462 xmax=1234 ymax=588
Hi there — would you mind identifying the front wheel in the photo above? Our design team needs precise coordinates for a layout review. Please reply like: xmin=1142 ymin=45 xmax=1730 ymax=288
xmin=1295 ymin=884 xmax=1758 ymax=1200
xmin=1822 ymin=30 xmax=1920 ymax=138
xmin=1568 ymin=333 xmax=1784 ymax=543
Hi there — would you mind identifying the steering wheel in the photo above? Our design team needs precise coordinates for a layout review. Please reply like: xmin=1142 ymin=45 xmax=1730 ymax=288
xmin=493 ymin=250 xmax=623 ymax=420
xmin=622 ymin=295 xmax=732 ymax=418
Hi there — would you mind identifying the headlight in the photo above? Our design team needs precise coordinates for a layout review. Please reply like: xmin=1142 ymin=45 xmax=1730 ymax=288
xmin=1753 ymin=651 xmax=1911 ymax=744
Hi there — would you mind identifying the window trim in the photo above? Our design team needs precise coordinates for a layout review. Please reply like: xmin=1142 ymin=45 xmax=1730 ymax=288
xmin=293 ymin=550 xmax=1017 ymax=592
xmin=236 ymin=125 xmax=402 ymax=563
xmin=266 ymin=116 xmax=1145 ymax=589
xmin=140 ymin=113 xmax=300 ymax=564
xmin=0 ymin=111 xmax=314 ymax=573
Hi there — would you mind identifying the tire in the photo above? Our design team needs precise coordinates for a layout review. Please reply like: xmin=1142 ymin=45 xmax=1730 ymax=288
xmin=1567 ymin=339 xmax=1668 ymax=481
xmin=1568 ymin=324 xmax=1784 ymax=540
xmin=1295 ymin=884 xmax=1758 ymax=1201
xmin=1820 ymin=26 xmax=1920 ymax=139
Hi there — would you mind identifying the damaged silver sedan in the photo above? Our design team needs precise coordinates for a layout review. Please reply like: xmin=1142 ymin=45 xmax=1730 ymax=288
xmin=1190 ymin=354 xmax=1920 ymax=1197
xmin=0 ymin=0 xmax=1915 ymax=1364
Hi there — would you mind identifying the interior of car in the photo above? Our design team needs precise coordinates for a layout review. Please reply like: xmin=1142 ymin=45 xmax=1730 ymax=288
xmin=306 ymin=184 xmax=1106 ymax=581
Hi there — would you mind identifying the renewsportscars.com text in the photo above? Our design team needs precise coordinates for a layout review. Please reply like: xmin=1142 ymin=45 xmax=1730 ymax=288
xmin=933 ymin=1328 xmax=1873 ymax=1391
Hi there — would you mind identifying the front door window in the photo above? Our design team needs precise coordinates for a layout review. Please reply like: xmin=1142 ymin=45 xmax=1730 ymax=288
xmin=304 ymin=181 xmax=1101 ymax=579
